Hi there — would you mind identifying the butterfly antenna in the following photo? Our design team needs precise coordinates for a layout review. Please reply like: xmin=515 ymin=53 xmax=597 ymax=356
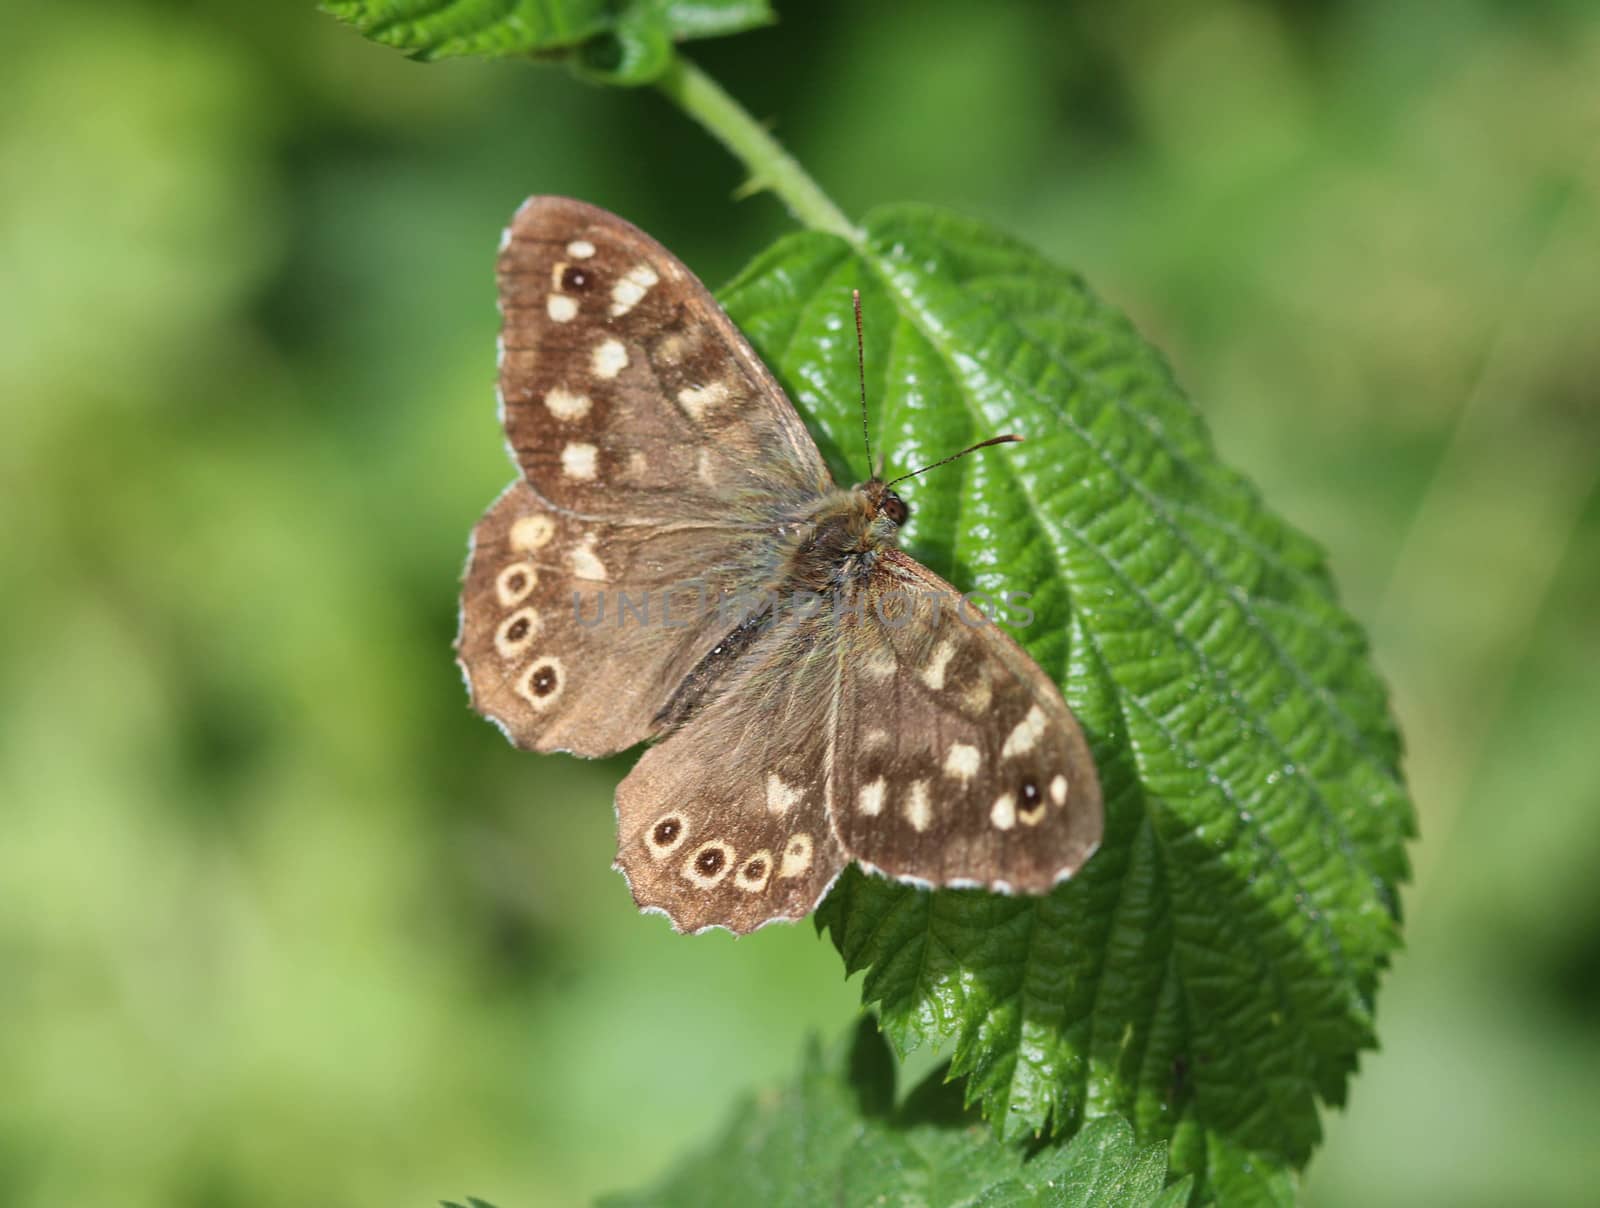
xmin=885 ymin=434 xmax=1023 ymax=488
xmin=853 ymin=289 xmax=875 ymax=475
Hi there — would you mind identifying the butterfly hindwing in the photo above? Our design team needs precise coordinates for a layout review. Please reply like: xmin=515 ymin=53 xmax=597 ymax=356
xmin=458 ymin=481 xmax=777 ymax=756
xmin=827 ymin=551 xmax=1102 ymax=892
xmin=497 ymin=197 xmax=830 ymax=523
xmin=613 ymin=610 xmax=848 ymax=934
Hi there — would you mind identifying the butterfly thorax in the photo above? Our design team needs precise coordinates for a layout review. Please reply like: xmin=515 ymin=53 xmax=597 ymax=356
xmin=780 ymin=480 xmax=908 ymax=593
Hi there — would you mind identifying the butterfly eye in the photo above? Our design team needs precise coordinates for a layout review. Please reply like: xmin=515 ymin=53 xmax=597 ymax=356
xmin=494 ymin=561 xmax=538 ymax=606
xmin=515 ymin=657 xmax=566 ymax=710
xmin=695 ymin=847 xmax=726 ymax=876
xmin=734 ymin=851 xmax=774 ymax=893
xmin=682 ymin=840 xmax=736 ymax=887
xmin=493 ymin=607 xmax=542 ymax=659
xmin=882 ymin=492 xmax=909 ymax=526
xmin=645 ymin=814 xmax=689 ymax=861
xmin=1017 ymin=778 xmax=1048 ymax=825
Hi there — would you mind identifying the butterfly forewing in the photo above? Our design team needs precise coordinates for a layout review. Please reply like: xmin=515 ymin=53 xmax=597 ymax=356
xmin=827 ymin=551 xmax=1102 ymax=891
xmin=497 ymin=197 xmax=829 ymax=522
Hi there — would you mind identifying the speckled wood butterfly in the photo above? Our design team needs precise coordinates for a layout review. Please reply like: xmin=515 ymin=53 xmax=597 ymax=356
xmin=456 ymin=197 xmax=1102 ymax=934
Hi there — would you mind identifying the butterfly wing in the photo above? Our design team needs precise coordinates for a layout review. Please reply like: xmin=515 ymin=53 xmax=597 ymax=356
xmin=460 ymin=197 xmax=837 ymax=756
xmin=458 ymin=481 xmax=784 ymax=756
xmin=613 ymin=608 xmax=848 ymax=934
xmin=496 ymin=196 xmax=830 ymax=522
xmin=827 ymin=550 xmax=1102 ymax=892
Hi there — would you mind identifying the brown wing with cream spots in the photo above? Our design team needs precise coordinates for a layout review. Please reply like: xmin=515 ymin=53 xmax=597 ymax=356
xmin=496 ymin=196 xmax=831 ymax=523
xmin=827 ymin=550 xmax=1102 ymax=892
xmin=614 ymin=609 xmax=847 ymax=934
xmin=456 ymin=481 xmax=776 ymax=757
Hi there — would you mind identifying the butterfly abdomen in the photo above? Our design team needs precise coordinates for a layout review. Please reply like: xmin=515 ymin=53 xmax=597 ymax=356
xmin=653 ymin=607 xmax=774 ymax=733
xmin=650 ymin=489 xmax=888 ymax=735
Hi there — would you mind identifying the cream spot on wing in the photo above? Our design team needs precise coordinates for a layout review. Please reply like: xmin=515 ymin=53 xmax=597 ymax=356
xmin=943 ymin=742 xmax=981 ymax=782
xmin=766 ymin=773 xmax=801 ymax=815
xmin=734 ymin=850 xmax=774 ymax=893
xmin=677 ymin=380 xmax=730 ymax=421
xmin=864 ymin=649 xmax=897 ymax=681
xmin=493 ymin=606 xmax=541 ymax=659
xmin=863 ymin=728 xmax=890 ymax=750
xmin=1001 ymin=705 xmax=1048 ymax=758
xmin=498 ymin=226 xmax=513 ymax=253
xmin=544 ymin=386 xmax=591 ymax=421
xmin=962 ymin=675 xmax=993 ymax=715
xmin=549 ymin=261 xmax=569 ymax=289
xmin=858 ymin=777 xmax=886 ymax=817
xmin=610 ymin=264 xmax=659 ymax=316
xmin=561 ymin=442 xmax=598 ymax=480
xmin=655 ymin=333 xmax=688 ymax=364
xmin=592 ymin=339 xmax=629 ymax=379
xmin=921 ymin=640 xmax=957 ymax=691
xmin=495 ymin=561 xmax=537 ymax=606
xmin=696 ymin=448 xmax=717 ymax=486
xmin=510 ymin=514 xmax=555 ymax=551
xmin=904 ymin=780 xmax=932 ymax=832
xmin=990 ymin=792 xmax=1017 ymax=830
xmin=646 ymin=814 xmax=688 ymax=860
xmin=515 ymin=657 xmax=564 ymax=710
xmin=626 ymin=450 xmax=649 ymax=478
xmin=569 ymin=539 xmax=607 ymax=582
xmin=547 ymin=294 xmax=578 ymax=323
xmin=1050 ymin=774 xmax=1068 ymax=805
xmin=1019 ymin=796 xmax=1047 ymax=826
xmin=682 ymin=840 xmax=735 ymax=888
xmin=567 ymin=239 xmax=595 ymax=258
xmin=778 ymin=833 xmax=813 ymax=878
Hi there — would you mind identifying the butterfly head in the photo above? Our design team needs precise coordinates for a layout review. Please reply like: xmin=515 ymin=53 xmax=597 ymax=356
xmin=846 ymin=291 xmax=1017 ymax=532
xmin=857 ymin=479 xmax=910 ymax=529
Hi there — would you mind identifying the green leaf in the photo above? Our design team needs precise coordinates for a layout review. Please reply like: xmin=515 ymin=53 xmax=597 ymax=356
xmin=717 ymin=206 xmax=1412 ymax=1204
xmin=605 ymin=1022 xmax=1191 ymax=1208
xmin=320 ymin=0 xmax=773 ymax=81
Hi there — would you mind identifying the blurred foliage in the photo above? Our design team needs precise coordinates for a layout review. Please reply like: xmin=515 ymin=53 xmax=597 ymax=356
xmin=0 ymin=1 xmax=1596 ymax=1206
xmin=606 ymin=1021 xmax=1192 ymax=1207
xmin=321 ymin=0 xmax=774 ymax=81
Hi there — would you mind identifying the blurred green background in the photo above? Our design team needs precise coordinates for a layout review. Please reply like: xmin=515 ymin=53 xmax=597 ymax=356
xmin=2 ymin=1 xmax=1597 ymax=1204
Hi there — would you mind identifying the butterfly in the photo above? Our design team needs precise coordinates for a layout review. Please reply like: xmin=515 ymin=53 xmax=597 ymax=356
xmin=455 ymin=197 xmax=1102 ymax=934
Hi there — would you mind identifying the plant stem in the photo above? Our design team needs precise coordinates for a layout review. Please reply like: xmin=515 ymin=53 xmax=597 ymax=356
xmin=655 ymin=54 xmax=860 ymax=245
